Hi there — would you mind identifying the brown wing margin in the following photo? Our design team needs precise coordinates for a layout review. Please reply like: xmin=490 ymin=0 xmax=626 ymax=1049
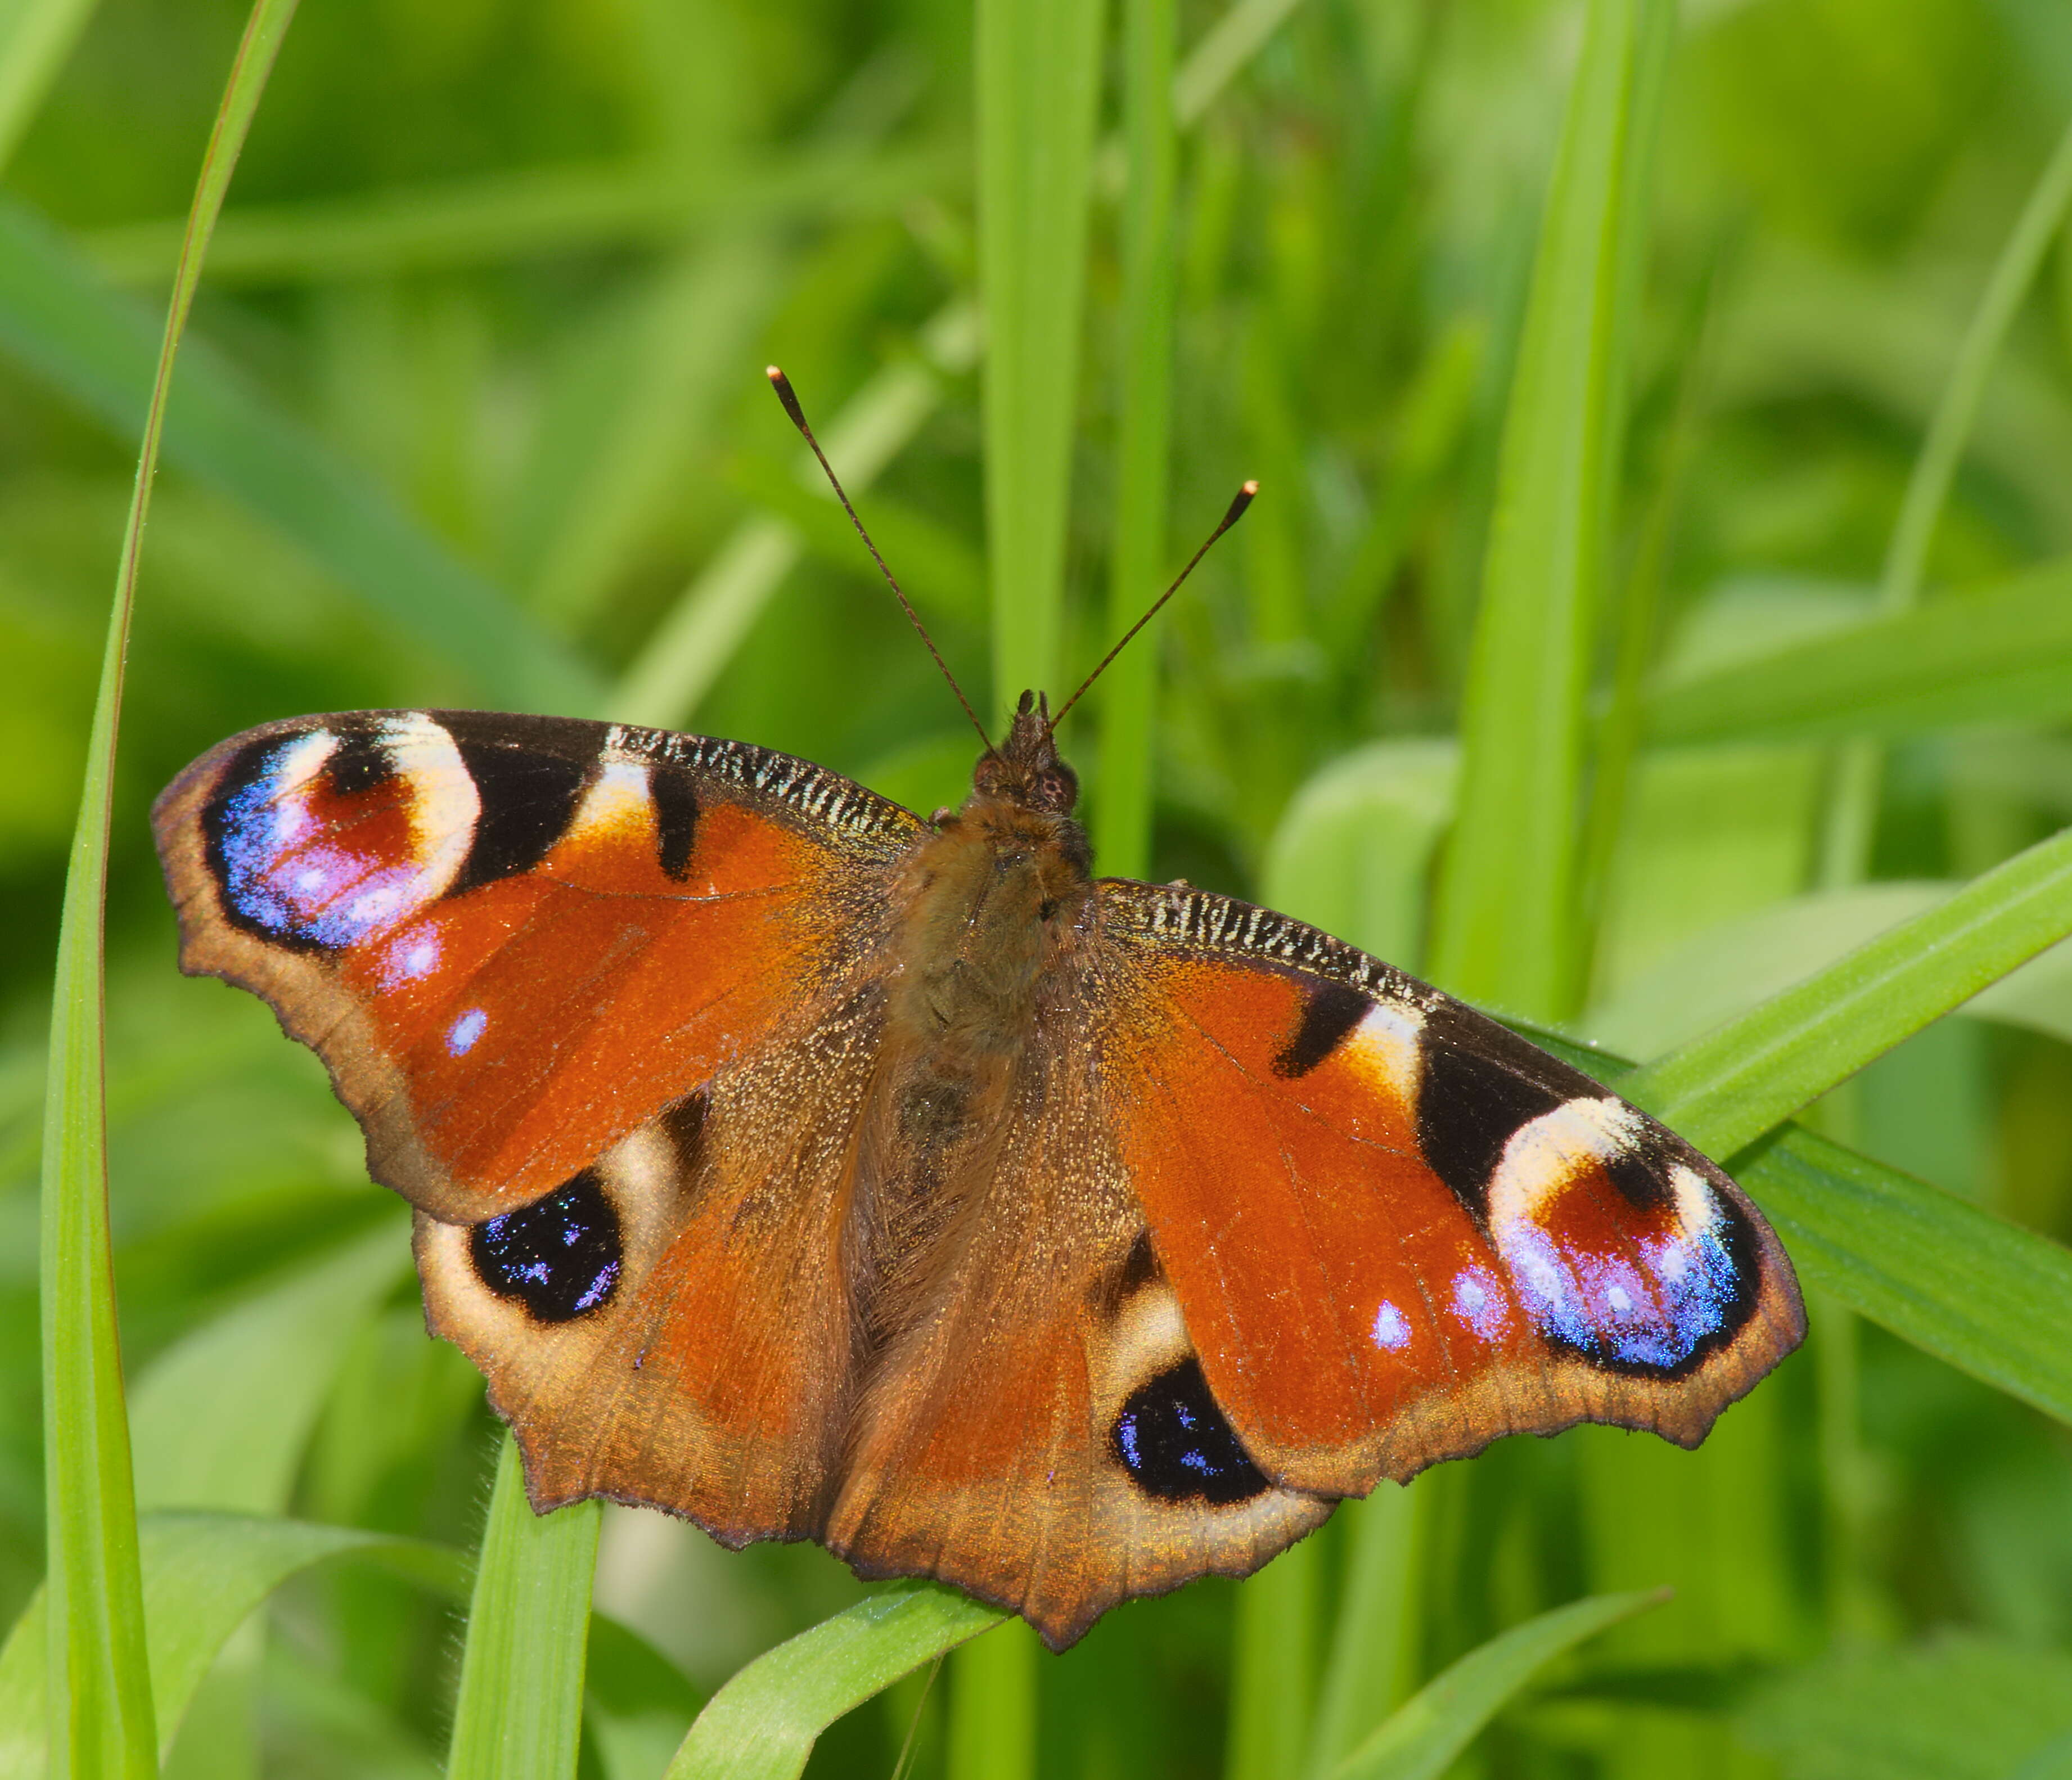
xmin=1088 ymin=877 xmax=1806 ymax=1497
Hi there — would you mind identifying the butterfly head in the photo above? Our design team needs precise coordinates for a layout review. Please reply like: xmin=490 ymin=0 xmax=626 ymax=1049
xmin=971 ymin=690 xmax=1079 ymax=816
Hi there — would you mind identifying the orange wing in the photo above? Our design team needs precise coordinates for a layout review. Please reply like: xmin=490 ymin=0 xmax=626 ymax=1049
xmin=153 ymin=710 xmax=922 ymax=1223
xmin=1093 ymin=881 xmax=1805 ymax=1499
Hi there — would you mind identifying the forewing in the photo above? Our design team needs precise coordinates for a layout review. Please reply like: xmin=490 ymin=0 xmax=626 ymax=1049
xmin=153 ymin=709 xmax=922 ymax=1223
xmin=1093 ymin=881 xmax=1805 ymax=1498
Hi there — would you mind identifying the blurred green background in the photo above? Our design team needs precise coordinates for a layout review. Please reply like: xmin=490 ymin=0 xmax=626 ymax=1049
xmin=7 ymin=0 xmax=2072 ymax=1774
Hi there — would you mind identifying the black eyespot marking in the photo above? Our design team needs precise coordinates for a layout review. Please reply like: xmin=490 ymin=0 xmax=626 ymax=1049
xmin=1602 ymin=1139 xmax=1673 ymax=1215
xmin=469 ymin=1169 xmax=621 ymax=1322
xmin=1417 ymin=1037 xmax=1566 ymax=1220
xmin=1119 ymin=1231 xmax=1161 ymax=1296
xmin=1273 ymin=980 xmax=1371 ymax=1079
xmin=321 ymin=727 xmax=395 ymax=799
xmin=651 ymin=770 xmax=699 ymax=881
xmin=446 ymin=738 xmax=589 ymax=896
xmin=1112 ymin=1359 xmax=1269 ymax=1505
xmin=656 ymin=1090 xmax=708 ymax=1183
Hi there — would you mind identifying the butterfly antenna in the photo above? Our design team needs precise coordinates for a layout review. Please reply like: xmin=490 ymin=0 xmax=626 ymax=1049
xmin=1047 ymin=480 xmax=1258 ymax=733
xmin=766 ymin=366 xmax=992 ymax=751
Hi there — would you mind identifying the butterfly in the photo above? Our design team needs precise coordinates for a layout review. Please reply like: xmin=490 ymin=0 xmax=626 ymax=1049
xmin=151 ymin=380 xmax=1803 ymax=1651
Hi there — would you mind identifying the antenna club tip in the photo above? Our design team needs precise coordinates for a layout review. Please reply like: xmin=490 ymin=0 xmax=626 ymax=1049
xmin=765 ymin=364 xmax=782 ymax=380
xmin=1241 ymin=479 xmax=1260 ymax=495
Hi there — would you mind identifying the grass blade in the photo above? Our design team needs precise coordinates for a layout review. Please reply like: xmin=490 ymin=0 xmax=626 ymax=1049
xmin=1427 ymin=0 xmax=1669 ymax=1019
xmin=0 ymin=198 xmax=594 ymax=711
xmin=1306 ymin=1486 xmax=1420 ymax=1779
xmin=81 ymin=143 xmax=959 ymax=285
xmin=1644 ymin=556 xmax=2072 ymax=746
xmin=976 ymin=0 xmax=1105 ymax=711
xmin=1228 ymin=1535 xmax=1321 ymax=1780
xmin=1092 ymin=0 xmax=1178 ymax=879
xmin=1331 ymin=1590 xmax=1667 ymax=1780
xmin=607 ymin=300 xmax=980 ymax=728
xmin=0 ymin=0 xmax=97 ymax=171
xmin=1878 ymin=110 xmax=2072 ymax=615
xmin=129 ymin=1222 xmax=408 ymax=1515
xmin=1620 ymin=822 xmax=2072 ymax=1158
xmin=444 ymin=1436 xmax=600 ymax=1780
xmin=37 ymin=3 xmax=300 ymax=1772
xmin=1741 ymin=1126 xmax=2072 ymax=1425
xmin=664 ymin=1584 xmax=1001 ymax=1780
xmin=0 ymin=1513 xmax=463 ymax=1776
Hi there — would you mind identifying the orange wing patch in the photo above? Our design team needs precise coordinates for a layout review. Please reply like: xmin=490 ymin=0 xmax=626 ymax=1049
xmin=1103 ymin=957 xmax=1539 ymax=1494
xmin=1095 ymin=882 xmax=1803 ymax=1497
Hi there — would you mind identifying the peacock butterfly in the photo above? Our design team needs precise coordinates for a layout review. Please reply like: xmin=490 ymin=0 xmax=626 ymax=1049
xmin=150 ymin=375 xmax=1803 ymax=1649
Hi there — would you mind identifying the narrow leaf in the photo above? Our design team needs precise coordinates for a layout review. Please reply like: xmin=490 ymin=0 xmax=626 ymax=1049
xmin=1428 ymin=0 xmax=1669 ymax=1019
xmin=444 ymin=1436 xmax=601 ymax=1780
xmin=37 ymin=4 xmax=301 ymax=1773
xmin=665 ymin=1584 xmax=1001 ymax=1780
xmin=0 ymin=1512 xmax=463 ymax=1777
xmin=1332 ymin=1590 xmax=1666 ymax=1780
xmin=1621 ymin=821 xmax=2072 ymax=1159
xmin=1739 ymin=1126 xmax=2072 ymax=1425
xmin=0 ymin=197 xmax=593 ymax=711
xmin=1646 ymin=557 xmax=2072 ymax=746
xmin=976 ymin=0 xmax=1106 ymax=710
xmin=0 ymin=0 xmax=98 ymax=170
xmin=1092 ymin=0 xmax=1178 ymax=880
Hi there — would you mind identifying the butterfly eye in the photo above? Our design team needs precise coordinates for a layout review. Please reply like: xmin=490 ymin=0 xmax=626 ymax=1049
xmin=1111 ymin=1358 xmax=1268 ymax=1505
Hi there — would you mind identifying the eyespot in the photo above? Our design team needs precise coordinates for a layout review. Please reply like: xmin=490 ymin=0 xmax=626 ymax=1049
xmin=1111 ymin=1359 xmax=1268 ymax=1504
xmin=469 ymin=1169 xmax=622 ymax=1322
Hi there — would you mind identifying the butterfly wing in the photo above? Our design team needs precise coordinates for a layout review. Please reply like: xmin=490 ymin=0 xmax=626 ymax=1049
xmin=155 ymin=709 xmax=924 ymax=1539
xmin=154 ymin=710 xmax=921 ymax=1222
xmin=826 ymin=997 xmax=1332 ymax=1649
xmin=1092 ymin=881 xmax=1805 ymax=1499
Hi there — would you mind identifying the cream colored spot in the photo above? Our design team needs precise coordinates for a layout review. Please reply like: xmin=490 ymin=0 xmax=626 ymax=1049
xmin=381 ymin=714 xmax=479 ymax=900
xmin=567 ymin=759 xmax=652 ymax=848
xmin=1485 ymin=1096 xmax=1646 ymax=1230
xmin=1340 ymin=1000 xmax=1425 ymax=1104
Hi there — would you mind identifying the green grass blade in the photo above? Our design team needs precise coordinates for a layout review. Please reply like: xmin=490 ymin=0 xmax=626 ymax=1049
xmin=1305 ymin=1487 xmax=1420 ymax=1779
xmin=946 ymin=1619 xmax=1038 ymax=1780
xmin=1092 ymin=0 xmax=1178 ymax=879
xmin=1741 ymin=1126 xmax=2072 ymax=1425
xmin=0 ymin=198 xmax=594 ymax=711
xmin=37 ymin=3 xmax=300 ymax=1773
xmin=608 ymin=301 xmax=980 ymax=728
xmin=1879 ymin=110 xmax=2072 ymax=614
xmin=1621 ymin=822 xmax=2072 ymax=1158
xmin=1169 ymin=0 xmax=1305 ymax=124
xmin=1330 ymin=1590 xmax=1667 ymax=1780
xmin=528 ymin=238 xmax=785 ymax=632
xmin=0 ymin=0 xmax=97 ymax=170
xmin=976 ymin=0 xmax=1105 ymax=713
xmin=444 ymin=1436 xmax=600 ymax=1780
xmin=129 ymin=1222 xmax=408 ymax=1516
xmin=1228 ymin=1535 xmax=1321 ymax=1780
xmin=0 ymin=1513 xmax=463 ymax=1777
xmin=664 ymin=1584 xmax=1001 ymax=1780
xmin=1427 ymin=0 xmax=1669 ymax=1019
xmin=1645 ymin=557 xmax=2072 ymax=746
xmin=80 ymin=143 xmax=959 ymax=285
